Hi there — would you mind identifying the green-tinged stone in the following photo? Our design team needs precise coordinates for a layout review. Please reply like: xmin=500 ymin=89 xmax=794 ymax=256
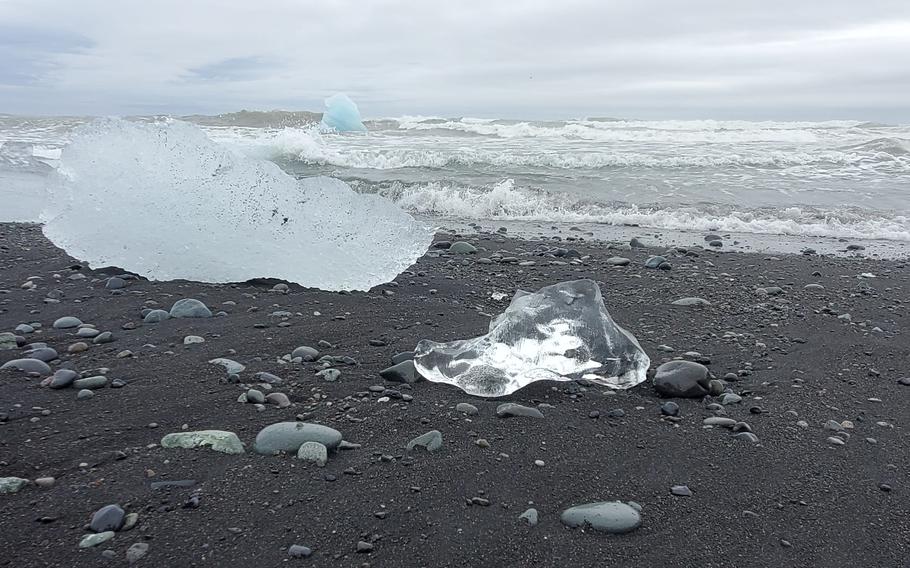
xmin=0 ymin=477 xmax=30 ymax=494
xmin=79 ymin=531 xmax=115 ymax=548
xmin=160 ymin=430 xmax=245 ymax=455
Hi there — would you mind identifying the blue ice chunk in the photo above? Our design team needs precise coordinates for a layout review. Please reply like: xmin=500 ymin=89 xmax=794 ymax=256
xmin=320 ymin=93 xmax=367 ymax=132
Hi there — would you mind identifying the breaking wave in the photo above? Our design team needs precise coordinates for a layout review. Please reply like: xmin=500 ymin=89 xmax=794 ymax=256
xmin=355 ymin=178 xmax=910 ymax=242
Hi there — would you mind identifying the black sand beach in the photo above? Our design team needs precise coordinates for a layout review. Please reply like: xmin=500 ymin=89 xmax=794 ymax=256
xmin=1 ymin=222 xmax=908 ymax=567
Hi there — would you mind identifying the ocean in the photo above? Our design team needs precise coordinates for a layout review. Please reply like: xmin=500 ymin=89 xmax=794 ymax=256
xmin=2 ymin=112 xmax=909 ymax=254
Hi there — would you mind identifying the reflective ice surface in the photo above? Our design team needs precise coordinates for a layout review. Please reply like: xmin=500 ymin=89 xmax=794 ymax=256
xmin=414 ymin=279 xmax=650 ymax=396
xmin=42 ymin=118 xmax=431 ymax=290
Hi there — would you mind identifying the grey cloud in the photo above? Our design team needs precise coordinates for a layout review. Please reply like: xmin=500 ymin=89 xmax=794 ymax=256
xmin=0 ymin=0 xmax=907 ymax=121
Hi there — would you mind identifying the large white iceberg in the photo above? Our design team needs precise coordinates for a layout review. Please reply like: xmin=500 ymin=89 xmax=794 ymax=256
xmin=41 ymin=118 xmax=431 ymax=290
xmin=414 ymin=280 xmax=650 ymax=396
xmin=320 ymin=93 xmax=367 ymax=132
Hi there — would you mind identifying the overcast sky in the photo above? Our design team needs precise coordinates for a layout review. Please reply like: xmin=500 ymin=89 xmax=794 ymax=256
xmin=1 ymin=0 xmax=909 ymax=121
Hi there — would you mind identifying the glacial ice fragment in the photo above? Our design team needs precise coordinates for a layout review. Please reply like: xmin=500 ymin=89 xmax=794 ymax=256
xmin=414 ymin=279 xmax=650 ymax=397
xmin=41 ymin=119 xmax=430 ymax=290
xmin=320 ymin=93 xmax=367 ymax=132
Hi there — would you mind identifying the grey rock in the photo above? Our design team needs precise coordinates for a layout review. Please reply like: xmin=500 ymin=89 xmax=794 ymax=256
xmin=1 ymin=358 xmax=51 ymax=375
xmin=670 ymin=297 xmax=711 ymax=307
xmin=209 ymin=358 xmax=245 ymax=374
xmin=644 ymin=255 xmax=667 ymax=269
xmin=606 ymin=257 xmax=631 ymax=266
xmin=76 ymin=389 xmax=94 ymax=400
xmin=49 ymin=369 xmax=79 ymax=389
xmin=183 ymin=335 xmax=204 ymax=345
xmin=169 ymin=299 xmax=212 ymax=318
xmin=93 ymin=332 xmax=114 ymax=344
xmin=316 ymin=368 xmax=341 ymax=382
xmin=246 ymin=389 xmax=265 ymax=404
xmin=160 ymin=431 xmax=245 ymax=454
xmin=456 ymin=403 xmax=479 ymax=416
xmin=561 ymin=501 xmax=642 ymax=534
xmin=14 ymin=324 xmax=34 ymax=334
xmin=659 ymin=401 xmax=679 ymax=416
xmin=90 ymin=504 xmax=125 ymax=532
xmin=379 ymin=360 xmax=423 ymax=384
xmin=519 ymin=508 xmax=539 ymax=526
xmin=288 ymin=545 xmax=312 ymax=558
xmin=79 ymin=531 xmax=115 ymax=548
xmin=106 ymin=277 xmax=127 ymax=290
xmin=253 ymin=422 xmax=343 ymax=454
xmin=707 ymin=379 xmax=725 ymax=396
xmin=670 ymin=485 xmax=692 ymax=496
xmin=653 ymin=361 xmax=710 ymax=398
xmin=391 ymin=351 xmax=415 ymax=365
xmin=758 ymin=286 xmax=784 ymax=296
xmin=703 ymin=417 xmax=737 ymax=427
xmin=126 ymin=542 xmax=149 ymax=564
xmin=733 ymin=432 xmax=760 ymax=443
xmin=53 ymin=316 xmax=82 ymax=329
xmin=0 ymin=477 xmax=29 ymax=494
xmin=291 ymin=346 xmax=319 ymax=361
xmin=266 ymin=392 xmax=291 ymax=408
xmin=720 ymin=393 xmax=742 ymax=405
xmin=897 ymin=377 xmax=910 ymax=386
xmin=77 ymin=327 xmax=100 ymax=338
xmin=143 ymin=310 xmax=171 ymax=323
xmin=0 ymin=332 xmax=17 ymax=350
xmin=449 ymin=241 xmax=477 ymax=254
xmin=296 ymin=441 xmax=328 ymax=466
xmin=495 ymin=403 xmax=544 ymax=418
xmin=25 ymin=347 xmax=58 ymax=362
xmin=73 ymin=376 xmax=108 ymax=390
xmin=254 ymin=371 xmax=282 ymax=384
xmin=407 ymin=430 xmax=443 ymax=452
xmin=122 ymin=513 xmax=139 ymax=531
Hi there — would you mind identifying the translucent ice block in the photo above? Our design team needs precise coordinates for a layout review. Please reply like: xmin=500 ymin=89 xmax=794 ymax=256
xmin=42 ymin=118 xmax=430 ymax=290
xmin=320 ymin=93 xmax=367 ymax=132
xmin=414 ymin=279 xmax=650 ymax=396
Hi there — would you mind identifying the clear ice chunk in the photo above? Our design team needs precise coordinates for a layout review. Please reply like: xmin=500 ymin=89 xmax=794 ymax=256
xmin=41 ymin=118 xmax=431 ymax=290
xmin=320 ymin=93 xmax=367 ymax=132
xmin=414 ymin=279 xmax=650 ymax=397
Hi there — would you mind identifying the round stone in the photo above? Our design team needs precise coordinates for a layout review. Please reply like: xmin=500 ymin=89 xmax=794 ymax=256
xmin=1 ymin=358 xmax=52 ymax=375
xmin=53 ymin=316 xmax=83 ymax=329
xmin=265 ymin=392 xmax=291 ymax=408
xmin=654 ymin=361 xmax=711 ymax=398
xmin=296 ymin=441 xmax=328 ymax=466
xmin=253 ymin=422 xmax=343 ymax=455
xmin=169 ymin=299 xmax=212 ymax=318
xmin=49 ymin=369 xmax=79 ymax=389
xmin=288 ymin=545 xmax=312 ymax=558
xmin=449 ymin=241 xmax=477 ymax=254
xmin=143 ymin=309 xmax=171 ymax=323
xmin=90 ymin=504 xmax=126 ymax=532
xmin=291 ymin=346 xmax=319 ymax=361
xmin=560 ymin=501 xmax=642 ymax=534
xmin=456 ymin=403 xmax=479 ymax=416
xmin=495 ymin=403 xmax=544 ymax=418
